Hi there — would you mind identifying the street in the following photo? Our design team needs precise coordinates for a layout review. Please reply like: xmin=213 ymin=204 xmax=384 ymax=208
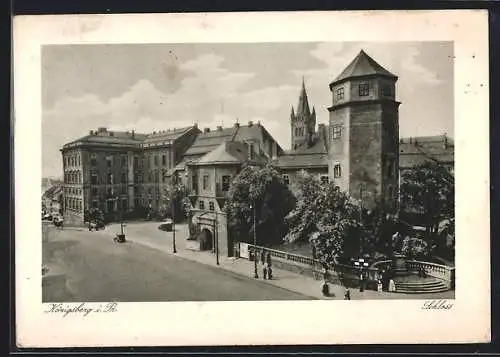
xmin=43 ymin=225 xmax=310 ymax=302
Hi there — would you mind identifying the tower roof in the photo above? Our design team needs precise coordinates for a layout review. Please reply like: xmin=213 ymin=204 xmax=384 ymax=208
xmin=296 ymin=77 xmax=311 ymax=116
xmin=332 ymin=49 xmax=397 ymax=84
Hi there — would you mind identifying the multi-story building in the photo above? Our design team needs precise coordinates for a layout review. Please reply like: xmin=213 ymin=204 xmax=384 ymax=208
xmin=185 ymin=140 xmax=268 ymax=256
xmin=60 ymin=126 xmax=200 ymax=225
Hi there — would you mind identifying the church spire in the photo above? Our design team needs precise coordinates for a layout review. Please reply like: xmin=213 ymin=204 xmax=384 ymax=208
xmin=296 ymin=77 xmax=310 ymax=116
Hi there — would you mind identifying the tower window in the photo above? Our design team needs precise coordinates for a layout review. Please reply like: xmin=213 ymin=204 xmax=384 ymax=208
xmin=334 ymin=164 xmax=342 ymax=178
xmin=336 ymin=87 xmax=345 ymax=100
xmin=199 ymin=201 xmax=205 ymax=210
xmin=162 ymin=154 xmax=166 ymax=166
xmin=282 ymin=174 xmax=290 ymax=185
xmin=209 ymin=202 xmax=215 ymax=211
xmin=91 ymin=171 xmax=98 ymax=185
xmin=90 ymin=153 xmax=97 ymax=166
xmin=332 ymin=125 xmax=342 ymax=139
xmin=359 ymin=83 xmax=369 ymax=97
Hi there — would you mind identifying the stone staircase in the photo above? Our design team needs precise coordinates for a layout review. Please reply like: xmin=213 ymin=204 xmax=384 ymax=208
xmin=394 ymin=278 xmax=449 ymax=294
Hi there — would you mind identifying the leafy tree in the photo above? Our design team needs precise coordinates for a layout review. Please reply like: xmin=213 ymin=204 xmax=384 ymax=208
xmin=225 ymin=164 xmax=295 ymax=246
xmin=400 ymin=161 xmax=454 ymax=241
xmin=160 ymin=181 xmax=190 ymax=221
xmin=284 ymin=171 xmax=323 ymax=244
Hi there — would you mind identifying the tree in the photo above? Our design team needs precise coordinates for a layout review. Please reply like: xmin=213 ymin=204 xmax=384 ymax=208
xmin=225 ymin=164 xmax=295 ymax=246
xmin=284 ymin=171 xmax=323 ymax=244
xmin=400 ymin=161 xmax=454 ymax=241
xmin=162 ymin=181 xmax=189 ymax=222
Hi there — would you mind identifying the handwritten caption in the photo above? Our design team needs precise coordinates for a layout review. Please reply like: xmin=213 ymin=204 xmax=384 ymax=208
xmin=421 ymin=299 xmax=454 ymax=310
xmin=44 ymin=302 xmax=118 ymax=317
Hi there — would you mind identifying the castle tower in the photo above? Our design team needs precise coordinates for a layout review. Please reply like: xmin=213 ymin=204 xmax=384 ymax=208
xmin=290 ymin=78 xmax=317 ymax=150
xmin=328 ymin=49 xmax=400 ymax=211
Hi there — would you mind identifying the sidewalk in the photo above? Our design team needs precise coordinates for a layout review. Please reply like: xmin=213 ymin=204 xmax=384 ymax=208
xmin=95 ymin=223 xmax=454 ymax=300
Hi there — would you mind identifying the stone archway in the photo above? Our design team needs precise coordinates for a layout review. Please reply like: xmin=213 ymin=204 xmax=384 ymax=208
xmin=199 ymin=228 xmax=213 ymax=251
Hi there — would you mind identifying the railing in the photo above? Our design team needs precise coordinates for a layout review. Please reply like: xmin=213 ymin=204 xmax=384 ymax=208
xmin=407 ymin=260 xmax=455 ymax=288
xmin=243 ymin=243 xmax=455 ymax=289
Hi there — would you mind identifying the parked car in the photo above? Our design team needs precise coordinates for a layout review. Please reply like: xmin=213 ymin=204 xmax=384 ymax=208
xmin=53 ymin=215 xmax=64 ymax=227
xmin=42 ymin=213 xmax=52 ymax=221
xmin=158 ymin=218 xmax=173 ymax=232
xmin=86 ymin=220 xmax=105 ymax=231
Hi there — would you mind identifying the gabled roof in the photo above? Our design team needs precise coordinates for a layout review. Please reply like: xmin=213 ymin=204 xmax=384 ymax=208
xmin=143 ymin=126 xmax=198 ymax=144
xmin=183 ymin=126 xmax=238 ymax=157
xmin=332 ymin=49 xmax=397 ymax=84
xmin=274 ymin=124 xmax=329 ymax=169
xmin=193 ymin=141 xmax=267 ymax=166
xmin=399 ymin=135 xmax=454 ymax=169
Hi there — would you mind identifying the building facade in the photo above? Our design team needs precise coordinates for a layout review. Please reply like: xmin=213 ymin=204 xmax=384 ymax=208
xmin=60 ymin=126 xmax=200 ymax=225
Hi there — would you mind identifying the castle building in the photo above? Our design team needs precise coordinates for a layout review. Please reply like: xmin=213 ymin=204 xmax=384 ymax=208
xmin=275 ymin=49 xmax=401 ymax=210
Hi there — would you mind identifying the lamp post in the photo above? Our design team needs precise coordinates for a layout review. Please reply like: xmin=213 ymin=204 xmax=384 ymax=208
xmin=354 ymin=258 xmax=369 ymax=292
xmin=215 ymin=210 xmax=219 ymax=265
xmin=172 ymin=189 xmax=177 ymax=254
xmin=249 ymin=200 xmax=258 ymax=279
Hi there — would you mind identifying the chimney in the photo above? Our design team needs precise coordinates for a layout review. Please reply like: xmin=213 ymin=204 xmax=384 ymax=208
xmin=234 ymin=122 xmax=240 ymax=128
xmin=444 ymin=134 xmax=448 ymax=149
xmin=131 ymin=130 xmax=135 ymax=138
xmin=89 ymin=130 xmax=94 ymax=135
xmin=248 ymin=121 xmax=253 ymax=127
xmin=194 ymin=123 xmax=198 ymax=128
xmin=257 ymin=120 xmax=261 ymax=126
xmin=217 ymin=126 xmax=223 ymax=131
xmin=204 ymin=128 xmax=211 ymax=133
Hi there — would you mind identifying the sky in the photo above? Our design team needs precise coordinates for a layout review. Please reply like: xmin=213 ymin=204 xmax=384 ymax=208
xmin=42 ymin=41 xmax=454 ymax=178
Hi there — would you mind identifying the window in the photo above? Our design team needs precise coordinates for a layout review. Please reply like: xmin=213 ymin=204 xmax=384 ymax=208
xmin=203 ymin=174 xmax=209 ymax=190
xmin=107 ymin=173 xmax=113 ymax=185
xmin=382 ymin=84 xmax=392 ymax=97
xmin=199 ymin=201 xmax=205 ymax=210
xmin=107 ymin=188 xmax=113 ymax=197
xmin=320 ymin=175 xmax=329 ymax=184
xmin=91 ymin=171 xmax=98 ymax=185
xmin=92 ymin=187 xmax=98 ymax=196
xmin=248 ymin=143 xmax=254 ymax=160
xmin=334 ymin=163 xmax=342 ymax=178
xmin=133 ymin=156 xmax=139 ymax=168
xmin=332 ymin=125 xmax=342 ymax=139
xmin=192 ymin=175 xmax=198 ymax=192
xmin=122 ymin=199 xmax=128 ymax=210
xmin=121 ymin=156 xmax=127 ymax=167
xmin=107 ymin=200 xmax=114 ymax=212
xmin=359 ymin=83 xmax=369 ymax=96
xmin=282 ymin=174 xmax=290 ymax=185
xmin=222 ymin=175 xmax=231 ymax=191
xmin=121 ymin=173 xmax=127 ymax=184
xmin=162 ymin=154 xmax=166 ymax=166
xmin=106 ymin=156 xmax=113 ymax=168
xmin=90 ymin=154 xmax=97 ymax=166
xmin=154 ymin=155 xmax=159 ymax=166
xmin=92 ymin=201 xmax=98 ymax=209
xmin=209 ymin=202 xmax=215 ymax=211
xmin=336 ymin=87 xmax=344 ymax=100
xmin=77 ymin=155 xmax=81 ymax=166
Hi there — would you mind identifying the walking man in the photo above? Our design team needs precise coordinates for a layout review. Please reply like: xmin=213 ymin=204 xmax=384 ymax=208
xmin=266 ymin=252 xmax=273 ymax=280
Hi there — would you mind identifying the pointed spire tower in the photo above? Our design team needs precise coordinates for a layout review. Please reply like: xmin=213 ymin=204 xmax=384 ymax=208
xmin=290 ymin=77 xmax=316 ymax=150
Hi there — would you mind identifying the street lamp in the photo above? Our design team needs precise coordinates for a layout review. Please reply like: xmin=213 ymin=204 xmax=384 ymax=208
xmin=215 ymin=210 xmax=219 ymax=265
xmin=354 ymin=258 xmax=369 ymax=292
xmin=171 ymin=187 xmax=179 ymax=254
xmin=249 ymin=200 xmax=258 ymax=279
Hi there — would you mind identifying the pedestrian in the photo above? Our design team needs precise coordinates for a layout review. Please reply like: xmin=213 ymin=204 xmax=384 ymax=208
xmin=262 ymin=261 xmax=268 ymax=280
xmin=389 ymin=278 xmax=396 ymax=292
xmin=321 ymin=266 xmax=330 ymax=297
xmin=377 ymin=279 xmax=383 ymax=292
xmin=344 ymin=287 xmax=351 ymax=300
xmin=266 ymin=252 xmax=273 ymax=280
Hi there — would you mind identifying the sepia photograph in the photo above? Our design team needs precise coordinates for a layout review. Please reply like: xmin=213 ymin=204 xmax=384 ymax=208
xmin=14 ymin=10 xmax=489 ymax=347
xmin=41 ymin=42 xmax=456 ymax=302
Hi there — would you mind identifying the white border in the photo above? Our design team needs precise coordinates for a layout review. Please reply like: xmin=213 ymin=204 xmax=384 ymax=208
xmin=14 ymin=10 xmax=490 ymax=347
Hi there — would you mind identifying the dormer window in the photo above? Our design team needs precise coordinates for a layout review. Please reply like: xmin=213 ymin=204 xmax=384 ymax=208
xmin=359 ymin=83 xmax=369 ymax=97
xmin=336 ymin=87 xmax=345 ymax=100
